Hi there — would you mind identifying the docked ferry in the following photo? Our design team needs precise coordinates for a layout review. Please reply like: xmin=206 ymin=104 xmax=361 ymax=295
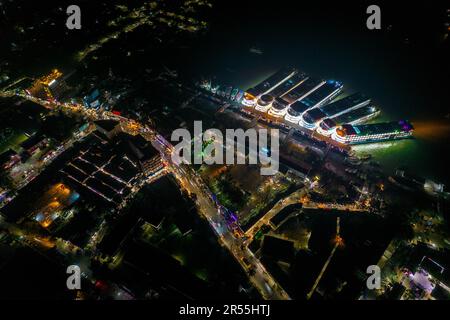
xmin=332 ymin=120 xmax=414 ymax=144
xmin=316 ymin=105 xmax=380 ymax=136
xmin=299 ymin=92 xmax=369 ymax=129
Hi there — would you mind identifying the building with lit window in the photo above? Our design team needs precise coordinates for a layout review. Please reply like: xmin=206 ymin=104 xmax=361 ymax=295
xmin=115 ymin=133 xmax=163 ymax=176
xmin=26 ymin=69 xmax=67 ymax=101
xmin=0 ymin=149 xmax=20 ymax=171
xmin=94 ymin=120 xmax=121 ymax=140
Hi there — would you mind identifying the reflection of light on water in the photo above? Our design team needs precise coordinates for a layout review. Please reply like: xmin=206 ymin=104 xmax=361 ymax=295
xmin=352 ymin=141 xmax=397 ymax=152
xmin=352 ymin=139 xmax=418 ymax=162
xmin=247 ymin=70 xmax=278 ymax=89
xmin=411 ymin=120 xmax=450 ymax=141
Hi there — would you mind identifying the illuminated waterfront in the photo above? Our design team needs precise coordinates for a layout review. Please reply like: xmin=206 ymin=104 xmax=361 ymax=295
xmin=0 ymin=0 xmax=448 ymax=305
xmin=188 ymin=2 xmax=449 ymax=185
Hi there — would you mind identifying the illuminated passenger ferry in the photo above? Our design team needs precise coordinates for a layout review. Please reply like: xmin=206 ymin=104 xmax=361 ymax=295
xmin=279 ymin=77 xmax=325 ymax=105
xmin=268 ymin=97 xmax=291 ymax=117
xmin=242 ymin=92 xmax=258 ymax=107
xmin=299 ymin=92 xmax=369 ymax=129
xmin=268 ymin=72 xmax=308 ymax=99
xmin=298 ymin=80 xmax=343 ymax=110
xmin=270 ymin=79 xmax=341 ymax=118
xmin=266 ymin=73 xmax=309 ymax=116
xmin=254 ymin=94 xmax=275 ymax=112
xmin=241 ymin=67 xmax=297 ymax=107
xmin=284 ymin=100 xmax=310 ymax=124
xmin=332 ymin=120 xmax=414 ymax=144
xmin=317 ymin=105 xmax=380 ymax=136
xmin=268 ymin=77 xmax=323 ymax=117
